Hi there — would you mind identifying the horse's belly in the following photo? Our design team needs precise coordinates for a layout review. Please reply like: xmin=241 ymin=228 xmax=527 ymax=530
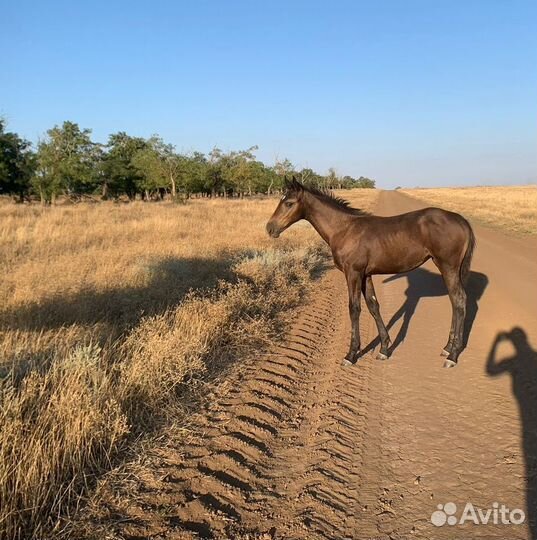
xmin=366 ymin=247 xmax=430 ymax=275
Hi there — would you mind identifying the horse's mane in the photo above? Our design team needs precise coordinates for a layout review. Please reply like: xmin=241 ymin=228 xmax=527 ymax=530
xmin=285 ymin=178 xmax=368 ymax=216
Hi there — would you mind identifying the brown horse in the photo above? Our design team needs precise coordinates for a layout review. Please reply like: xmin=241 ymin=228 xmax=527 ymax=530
xmin=266 ymin=178 xmax=475 ymax=368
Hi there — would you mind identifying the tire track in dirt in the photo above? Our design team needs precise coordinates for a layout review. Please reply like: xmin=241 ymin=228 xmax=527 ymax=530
xmin=89 ymin=267 xmax=379 ymax=540
xmin=258 ymin=291 xmax=374 ymax=539
xmin=161 ymin=268 xmax=377 ymax=540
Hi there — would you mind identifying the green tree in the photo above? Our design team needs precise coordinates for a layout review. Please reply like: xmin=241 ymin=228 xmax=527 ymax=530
xmin=132 ymin=146 xmax=166 ymax=197
xmin=341 ymin=175 xmax=356 ymax=188
xmin=133 ymin=136 xmax=193 ymax=199
xmin=205 ymin=147 xmax=227 ymax=196
xmin=159 ymin=142 xmax=182 ymax=199
xmin=34 ymin=121 xmax=97 ymax=203
xmin=249 ymin=160 xmax=273 ymax=194
xmin=226 ymin=146 xmax=258 ymax=196
xmin=298 ymin=167 xmax=323 ymax=188
xmin=355 ymin=176 xmax=376 ymax=188
xmin=0 ymin=120 xmax=35 ymax=201
xmin=325 ymin=167 xmax=339 ymax=189
xmin=273 ymin=158 xmax=294 ymax=193
xmin=263 ymin=166 xmax=279 ymax=195
xmin=102 ymin=132 xmax=147 ymax=199
xmin=178 ymin=152 xmax=207 ymax=197
xmin=205 ymin=146 xmax=260 ymax=197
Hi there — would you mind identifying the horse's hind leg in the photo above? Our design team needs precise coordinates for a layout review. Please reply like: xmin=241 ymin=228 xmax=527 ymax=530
xmin=440 ymin=266 xmax=467 ymax=367
xmin=362 ymin=276 xmax=391 ymax=360
xmin=441 ymin=307 xmax=456 ymax=357
xmin=432 ymin=258 xmax=458 ymax=358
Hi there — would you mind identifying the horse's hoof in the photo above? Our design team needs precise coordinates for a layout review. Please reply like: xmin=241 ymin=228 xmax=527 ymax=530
xmin=376 ymin=352 xmax=389 ymax=361
xmin=443 ymin=359 xmax=457 ymax=368
xmin=341 ymin=359 xmax=353 ymax=367
xmin=440 ymin=348 xmax=450 ymax=357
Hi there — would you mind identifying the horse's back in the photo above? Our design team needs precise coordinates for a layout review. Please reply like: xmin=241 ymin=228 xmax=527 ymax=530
xmin=365 ymin=207 xmax=470 ymax=243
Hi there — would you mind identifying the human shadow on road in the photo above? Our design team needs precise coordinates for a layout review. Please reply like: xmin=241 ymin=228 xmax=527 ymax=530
xmin=361 ymin=268 xmax=488 ymax=356
xmin=486 ymin=328 xmax=537 ymax=539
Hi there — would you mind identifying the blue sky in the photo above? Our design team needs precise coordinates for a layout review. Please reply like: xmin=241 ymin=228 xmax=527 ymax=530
xmin=2 ymin=0 xmax=536 ymax=188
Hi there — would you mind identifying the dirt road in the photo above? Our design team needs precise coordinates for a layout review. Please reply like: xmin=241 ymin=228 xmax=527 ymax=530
xmin=85 ymin=191 xmax=537 ymax=540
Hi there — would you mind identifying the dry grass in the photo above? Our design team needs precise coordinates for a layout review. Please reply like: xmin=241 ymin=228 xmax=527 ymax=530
xmin=0 ymin=190 xmax=378 ymax=539
xmin=402 ymin=185 xmax=537 ymax=235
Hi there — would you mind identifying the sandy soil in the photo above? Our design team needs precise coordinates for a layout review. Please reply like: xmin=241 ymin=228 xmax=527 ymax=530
xmin=79 ymin=190 xmax=537 ymax=540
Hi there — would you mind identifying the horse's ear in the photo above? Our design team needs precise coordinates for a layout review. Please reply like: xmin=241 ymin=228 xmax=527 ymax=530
xmin=291 ymin=176 xmax=304 ymax=192
xmin=283 ymin=175 xmax=303 ymax=196
xmin=283 ymin=176 xmax=292 ymax=190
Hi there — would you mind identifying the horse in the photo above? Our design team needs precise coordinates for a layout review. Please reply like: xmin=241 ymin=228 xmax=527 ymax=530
xmin=266 ymin=178 xmax=476 ymax=368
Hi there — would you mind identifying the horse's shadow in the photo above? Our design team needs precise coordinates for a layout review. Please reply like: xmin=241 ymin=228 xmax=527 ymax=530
xmin=362 ymin=267 xmax=488 ymax=356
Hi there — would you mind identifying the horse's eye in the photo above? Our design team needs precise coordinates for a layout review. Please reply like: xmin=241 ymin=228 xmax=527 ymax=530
xmin=285 ymin=201 xmax=294 ymax=208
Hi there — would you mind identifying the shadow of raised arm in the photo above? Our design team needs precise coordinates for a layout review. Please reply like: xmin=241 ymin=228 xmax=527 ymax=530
xmin=486 ymin=331 xmax=515 ymax=376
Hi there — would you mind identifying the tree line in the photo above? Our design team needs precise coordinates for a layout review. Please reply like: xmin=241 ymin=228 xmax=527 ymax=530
xmin=0 ymin=119 xmax=375 ymax=204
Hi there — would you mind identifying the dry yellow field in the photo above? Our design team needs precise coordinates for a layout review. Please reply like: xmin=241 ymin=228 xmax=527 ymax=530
xmin=402 ymin=185 xmax=537 ymax=234
xmin=0 ymin=190 xmax=378 ymax=539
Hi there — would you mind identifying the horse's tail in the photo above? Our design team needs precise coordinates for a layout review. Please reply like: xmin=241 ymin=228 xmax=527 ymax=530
xmin=460 ymin=219 xmax=476 ymax=285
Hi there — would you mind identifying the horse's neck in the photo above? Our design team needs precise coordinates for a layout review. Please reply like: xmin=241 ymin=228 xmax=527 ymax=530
xmin=303 ymin=194 xmax=354 ymax=246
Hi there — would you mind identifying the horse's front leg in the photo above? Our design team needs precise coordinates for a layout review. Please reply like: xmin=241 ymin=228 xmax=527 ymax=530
xmin=342 ymin=268 xmax=363 ymax=366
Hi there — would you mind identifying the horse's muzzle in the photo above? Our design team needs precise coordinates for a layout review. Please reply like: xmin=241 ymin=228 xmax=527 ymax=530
xmin=266 ymin=222 xmax=280 ymax=238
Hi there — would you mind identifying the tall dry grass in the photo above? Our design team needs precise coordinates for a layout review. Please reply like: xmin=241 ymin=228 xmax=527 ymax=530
xmin=402 ymin=185 xmax=537 ymax=235
xmin=0 ymin=190 xmax=378 ymax=539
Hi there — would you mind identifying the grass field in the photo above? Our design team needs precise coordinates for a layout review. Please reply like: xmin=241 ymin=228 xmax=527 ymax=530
xmin=0 ymin=190 xmax=378 ymax=539
xmin=402 ymin=185 xmax=537 ymax=235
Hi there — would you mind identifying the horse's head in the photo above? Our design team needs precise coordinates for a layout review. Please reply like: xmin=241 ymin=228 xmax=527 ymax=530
xmin=266 ymin=177 xmax=305 ymax=238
